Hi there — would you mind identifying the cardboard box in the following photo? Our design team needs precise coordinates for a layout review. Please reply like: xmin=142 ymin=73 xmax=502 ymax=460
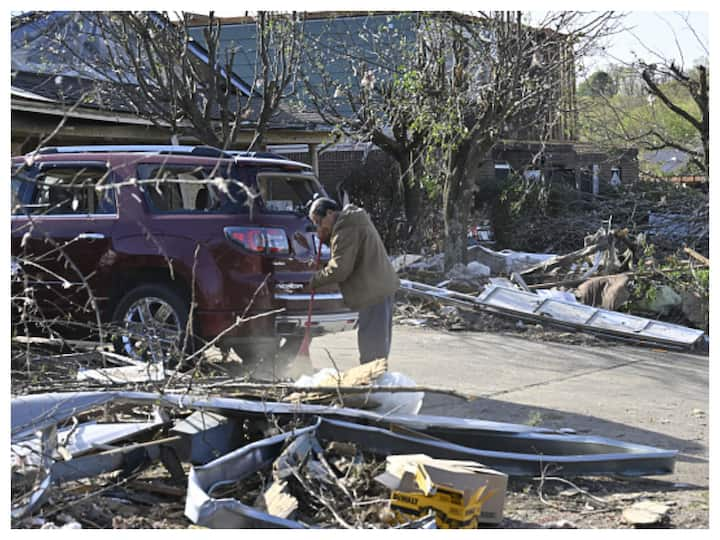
xmin=375 ymin=454 xmax=508 ymax=526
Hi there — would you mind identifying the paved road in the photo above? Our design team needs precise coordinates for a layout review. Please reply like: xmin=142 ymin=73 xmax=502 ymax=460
xmin=309 ymin=325 xmax=709 ymax=489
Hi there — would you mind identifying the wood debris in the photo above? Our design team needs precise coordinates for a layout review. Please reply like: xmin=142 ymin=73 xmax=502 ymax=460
xmin=284 ymin=358 xmax=388 ymax=404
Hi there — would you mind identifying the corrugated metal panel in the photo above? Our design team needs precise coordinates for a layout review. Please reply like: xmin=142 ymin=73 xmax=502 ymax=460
xmin=401 ymin=279 xmax=705 ymax=349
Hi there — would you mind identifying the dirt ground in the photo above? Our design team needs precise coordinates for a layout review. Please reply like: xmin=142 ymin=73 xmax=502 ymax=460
xmin=24 ymin=466 xmax=708 ymax=529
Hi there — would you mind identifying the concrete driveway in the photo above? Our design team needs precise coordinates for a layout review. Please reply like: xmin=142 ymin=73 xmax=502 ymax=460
xmin=309 ymin=325 xmax=709 ymax=489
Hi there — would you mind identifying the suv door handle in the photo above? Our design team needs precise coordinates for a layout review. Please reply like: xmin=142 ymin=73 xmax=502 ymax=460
xmin=77 ymin=232 xmax=106 ymax=240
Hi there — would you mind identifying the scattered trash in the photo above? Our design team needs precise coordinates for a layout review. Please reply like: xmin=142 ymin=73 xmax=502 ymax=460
xmin=369 ymin=372 xmax=424 ymax=415
xmin=288 ymin=358 xmax=388 ymax=406
xmin=576 ymin=274 xmax=631 ymax=311
xmin=542 ymin=519 xmax=577 ymax=528
xmin=535 ymin=288 xmax=579 ymax=304
xmin=467 ymin=245 xmax=556 ymax=275
xmin=390 ymin=254 xmax=426 ymax=273
xmin=9 ymin=388 xmax=684 ymax=528
xmin=637 ymin=285 xmax=682 ymax=315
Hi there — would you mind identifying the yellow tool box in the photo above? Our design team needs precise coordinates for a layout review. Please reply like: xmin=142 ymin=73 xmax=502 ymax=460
xmin=375 ymin=454 xmax=508 ymax=528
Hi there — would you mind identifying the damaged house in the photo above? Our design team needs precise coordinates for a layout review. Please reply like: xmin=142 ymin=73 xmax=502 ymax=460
xmin=10 ymin=12 xmax=331 ymax=173
xmin=183 ymin=12 xmax=639 ymax=204
xmin=11 ymin=11 xmax=637 ymax=197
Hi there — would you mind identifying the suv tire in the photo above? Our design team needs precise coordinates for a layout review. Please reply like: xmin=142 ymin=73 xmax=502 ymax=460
xmin=111 ymin=283 xmax=192 ymax=366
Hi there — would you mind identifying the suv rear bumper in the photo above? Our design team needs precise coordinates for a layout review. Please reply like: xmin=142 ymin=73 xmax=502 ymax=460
xmin=275 ymin=312 xmax=358 ymax=336
xmin=195 ymin=309 xmax=358 ymax=340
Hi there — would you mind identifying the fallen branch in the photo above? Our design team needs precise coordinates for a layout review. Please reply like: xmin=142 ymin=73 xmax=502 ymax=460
xmin=683 ymin=246 xmax=709 ymax=266
xmin=520 ymin=240 xmax=606 ymax=276
xmin=183 ymin=379 xmax=474 ymax=402
xmin=281 ymin=384 xmax=471 ymax=402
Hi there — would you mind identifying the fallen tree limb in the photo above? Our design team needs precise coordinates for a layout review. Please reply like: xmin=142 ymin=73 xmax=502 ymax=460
xmin=683 ymin=247 xmax=709 ymax=266
xmin=180 ymin=381 xmax=475 ymax=402
xmin=519 ymin=240 xmax=606 ymax=276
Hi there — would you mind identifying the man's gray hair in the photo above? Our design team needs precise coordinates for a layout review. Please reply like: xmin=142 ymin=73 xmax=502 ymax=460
xmin=309 ymin=197 xmax=339 ymax=219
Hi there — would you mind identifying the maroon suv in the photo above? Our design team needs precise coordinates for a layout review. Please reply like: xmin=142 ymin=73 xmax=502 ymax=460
xmin=11 ymin=145 xmax=358 ymax=365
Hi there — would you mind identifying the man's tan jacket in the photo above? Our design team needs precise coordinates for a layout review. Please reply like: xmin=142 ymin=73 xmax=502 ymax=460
xmin=310 ymin=205 xmax=399 ymax=310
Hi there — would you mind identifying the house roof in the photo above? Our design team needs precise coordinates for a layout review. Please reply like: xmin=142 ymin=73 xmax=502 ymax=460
xmin=187 ymin=12 xmax=421 ymax=119
xmin=11 ymin=11 xmax=327 ymax=133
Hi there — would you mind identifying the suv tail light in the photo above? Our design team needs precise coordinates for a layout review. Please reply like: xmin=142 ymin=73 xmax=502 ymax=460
xmin=224 ymin=226 xmax=290 ymax=255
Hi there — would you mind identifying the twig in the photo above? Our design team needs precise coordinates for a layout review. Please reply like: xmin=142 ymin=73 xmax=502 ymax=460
xmin=683 ymin=246 xmax=709 ymax=266
xmin=322 ymin=348 xmax=345 ymax=408
xmin=290 ymin=467 xmax=354 ymax=529
xmin=534 ymin=465 xmax=618 ymax=514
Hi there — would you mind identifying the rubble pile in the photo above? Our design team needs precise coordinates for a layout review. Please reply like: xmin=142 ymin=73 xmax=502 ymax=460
xmin=11 ymin=390 xmax=681 ymax=529
xmin=496 ymin=180 xmax=709 ymax=259
xmin=392 ymin=213 xmax=709 ymax=343
xmin=220 ymin=437 xmax=392 ymax=528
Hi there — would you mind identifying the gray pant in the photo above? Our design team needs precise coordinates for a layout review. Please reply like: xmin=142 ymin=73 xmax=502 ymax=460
xmin=357 ymin=295 xmax=394 ymax=364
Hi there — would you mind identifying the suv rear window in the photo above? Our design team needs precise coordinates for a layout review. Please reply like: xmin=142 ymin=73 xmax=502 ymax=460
xmin=12 ymin=164 xmax=115 ymax=215
xmin=257 ymin=172 xmax=319 ymax=214
xmin=137 ymin=164 xmax=248 ymax=213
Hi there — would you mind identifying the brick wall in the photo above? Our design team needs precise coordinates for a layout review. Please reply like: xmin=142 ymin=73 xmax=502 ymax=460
xmin=283 ymin=143 xmax=639 ymax=199
xmin=284 ymin=149 xmax=385 ymax=199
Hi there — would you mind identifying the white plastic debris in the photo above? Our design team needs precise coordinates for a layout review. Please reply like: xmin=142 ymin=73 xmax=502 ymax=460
xmin=466 ymin=261 xmax=491 ymax=278
xmin=369 ymin=372 xmax=424 ymax=415
xmin=294 ymin=370 xmax=423 ymax=415
xmin=536 ymin=288 xmax=579 ymax=304
xmin=294 ymin=368 xmax=337 ymax=388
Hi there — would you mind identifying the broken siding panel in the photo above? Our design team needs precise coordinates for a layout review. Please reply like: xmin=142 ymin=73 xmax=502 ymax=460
xmin=403 ymin=280 xmax=704 ymax=349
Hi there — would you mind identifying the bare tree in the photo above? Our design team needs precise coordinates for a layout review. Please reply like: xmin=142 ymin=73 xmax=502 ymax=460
xmin=640 ymin=62 xmax=708 ymax=174
xmin=576 ymin=13 xmax=708 ymax=178
xmin=413 ymin=11 xmax=618 ymax=269
xmin=18 ymin=11 xmax=304 ymax=150
xmin=299 ymin=12 xmax=429 ymax=237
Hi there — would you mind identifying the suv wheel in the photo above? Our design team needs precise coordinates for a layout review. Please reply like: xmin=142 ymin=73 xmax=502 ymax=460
xmin=111 ymin=284 xmax=192 ymax=366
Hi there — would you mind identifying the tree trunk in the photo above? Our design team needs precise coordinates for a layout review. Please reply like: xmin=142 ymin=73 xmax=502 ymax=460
xmin=403 ymin=159 xmax=424 ymax=236
xmin=442 ymin=135 xmax=489 ymax=271
xmin=443 ymin=145 xmax=471 ymax=271
xmin=394 ymin=152 xmax=424 ymax=243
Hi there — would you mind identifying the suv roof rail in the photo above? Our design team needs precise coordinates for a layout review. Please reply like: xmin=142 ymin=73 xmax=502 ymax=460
xmin=36 ymin=145 xmax=235 ymax=158
xmin=229 ymin=150 xmax=290 ymax=161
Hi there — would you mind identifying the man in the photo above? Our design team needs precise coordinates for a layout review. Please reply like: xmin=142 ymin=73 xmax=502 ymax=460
xmin=309 ymin=197 xmax=399 ymax=364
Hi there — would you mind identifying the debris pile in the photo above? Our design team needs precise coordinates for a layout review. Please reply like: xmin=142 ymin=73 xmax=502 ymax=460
xmin=217 ymin=434 xmax=393 ymax=528
xmin=496 ymin=179 xmax=708 ymax=260
xmin=392 ymin=216 xmax=709 ymax=344
xmin=12 ymin=391 xmax=680 ymax=529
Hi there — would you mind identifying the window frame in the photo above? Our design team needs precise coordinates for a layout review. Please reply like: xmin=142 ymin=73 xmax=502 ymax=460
xmin=136 ymin=162 xmax=248 ymax=215
xmin=256 ymin=171 xmax=323 ymax=215
xmin=11 ymin=161 xmax=117 ymax=217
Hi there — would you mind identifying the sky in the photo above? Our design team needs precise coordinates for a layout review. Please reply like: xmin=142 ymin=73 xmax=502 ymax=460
xmin=588 ymin=11 xmax=709 ymax=70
